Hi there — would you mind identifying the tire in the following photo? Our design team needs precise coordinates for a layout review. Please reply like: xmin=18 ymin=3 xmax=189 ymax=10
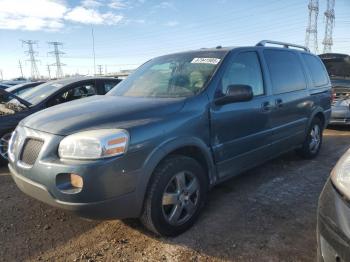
xmin=297 ymin=117 xmax=323 ymax=159
xmin=0 ymin=132 xmax=12 ymax=166
xmin=140 ymin=155 xmax=208 ymax=237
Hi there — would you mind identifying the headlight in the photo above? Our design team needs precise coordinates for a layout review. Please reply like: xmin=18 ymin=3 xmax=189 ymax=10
xmin=58 ymin=129 xmax=129 ymax=160
xmin=331 ymin=148 xmax=350 ymax=200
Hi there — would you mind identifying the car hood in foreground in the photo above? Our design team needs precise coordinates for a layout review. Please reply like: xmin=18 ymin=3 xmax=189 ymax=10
xmin=21 ymin=95 xmax=186 ymax=135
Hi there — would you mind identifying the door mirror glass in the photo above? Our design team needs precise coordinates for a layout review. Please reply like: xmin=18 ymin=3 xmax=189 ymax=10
xmin=215 ymin=84 xmax=253 ymax=105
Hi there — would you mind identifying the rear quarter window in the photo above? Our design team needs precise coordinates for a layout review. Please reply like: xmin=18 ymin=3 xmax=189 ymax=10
xmin=302 ymin=54 xmax=329 ymax=87
xmin=264 ymin=50 xmax=307 ymax=94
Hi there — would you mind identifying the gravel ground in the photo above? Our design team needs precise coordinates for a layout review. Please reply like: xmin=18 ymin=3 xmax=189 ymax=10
xmin=1 ymin=127 xmax=349 ymax=262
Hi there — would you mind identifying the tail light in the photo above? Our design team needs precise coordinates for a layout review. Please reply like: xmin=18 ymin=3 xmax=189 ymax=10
xmin=331 ymin=89 xmax=336 ymax=104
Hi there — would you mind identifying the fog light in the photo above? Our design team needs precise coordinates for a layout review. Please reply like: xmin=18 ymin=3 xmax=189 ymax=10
xmin=56 ymin=173 xmax=83 ymax=193
xmin=70 ymin=173 xmax=83 ymax=188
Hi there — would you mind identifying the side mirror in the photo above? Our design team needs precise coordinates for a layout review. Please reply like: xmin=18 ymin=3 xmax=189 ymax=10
xmin=215 ymin=84 xmax=253 ymax=105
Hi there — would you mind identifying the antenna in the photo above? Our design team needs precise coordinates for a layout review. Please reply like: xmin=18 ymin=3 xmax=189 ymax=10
xmin=323 ymin=0 xmax=335 ymax=53
xmin=48 ymin=41 xmax=65 ymax=79
xmin=305 ymin=0 xmax=319 ymax=54
xmin=21 ymin=40 xmax=40 ymax=79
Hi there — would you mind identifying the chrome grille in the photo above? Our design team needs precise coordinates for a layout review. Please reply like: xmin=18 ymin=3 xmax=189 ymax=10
xmin=19 ymin=138 xmax=44 ymax=166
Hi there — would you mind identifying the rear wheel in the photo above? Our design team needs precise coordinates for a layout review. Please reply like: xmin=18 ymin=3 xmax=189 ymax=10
xmin=0 ymin=132 xmax=11 ymax=165
xmin=297 ymin=117 xmax=323 ymax=159
xmin=140 ymin=155 xmax=208 ymax=237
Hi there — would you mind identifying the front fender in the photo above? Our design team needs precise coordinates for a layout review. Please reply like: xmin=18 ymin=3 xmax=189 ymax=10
xmin=133 ymin=136 xmax=216 ymax=216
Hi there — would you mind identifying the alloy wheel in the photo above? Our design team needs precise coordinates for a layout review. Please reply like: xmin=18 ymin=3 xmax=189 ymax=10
xmin=162 ymin=171 xmax=200 ymax=226
xmin=309 ymin=124 xmax=321 ymax=154
xmin=0 ymin=133 xmax=12 ymax=161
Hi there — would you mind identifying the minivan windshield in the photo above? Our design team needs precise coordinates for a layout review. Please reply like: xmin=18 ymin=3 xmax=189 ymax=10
xmin=108 ymin=51 xmax=226 ymax=98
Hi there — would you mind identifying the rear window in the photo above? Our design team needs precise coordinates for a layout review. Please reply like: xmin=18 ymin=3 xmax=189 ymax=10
xmin=302 ymin=54 xmax=329 ymax=87
xmin=264 ymin=50 xmax=307 ymax=94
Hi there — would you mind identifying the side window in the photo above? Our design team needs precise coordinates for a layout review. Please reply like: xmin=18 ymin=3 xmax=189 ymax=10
xmin=221 ymin=52 xmax=264 ymax=96
xmin=103 ymin=80 xmax=120 ymax=93
xmin=302 ymin=54 xmax=329 ymax=87
xmin=48 ymin=82 xmax=97 ymax=106
xmin=264 ymin=50 xmax=306 ymax=94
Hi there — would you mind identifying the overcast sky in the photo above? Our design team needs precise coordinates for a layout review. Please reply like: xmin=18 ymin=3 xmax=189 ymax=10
xmin=0 ymin=0 xmax=349 ymax=79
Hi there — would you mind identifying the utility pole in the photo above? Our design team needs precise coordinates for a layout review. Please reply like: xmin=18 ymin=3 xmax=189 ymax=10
xmin=97 ymin=65 xmax=103 ymax=75
xmin=91 ymin=26 xmax=96 ymax=76
xmin=105 ymin=64 xmax=107 ymax=75
xmin=21 ymin=40 xmax=40 ymax=79
xmin=47 ymin=64 xmax=52 ymax=79
xmin=48 ymin=42 xmax=65 ymax=78
xmin=18 ymin=60 xmax=24 ymax=78
xmin=323 ymin=0 xmax=335 ymax=53
xmin=0 ymin=70 xmax=3 ymax=81
xmin=305 ymin=0 xmax=319 ymax=54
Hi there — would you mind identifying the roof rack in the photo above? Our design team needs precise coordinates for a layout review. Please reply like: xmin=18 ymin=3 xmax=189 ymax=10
xmin=256 ymin=40 xmax=310 ymax=52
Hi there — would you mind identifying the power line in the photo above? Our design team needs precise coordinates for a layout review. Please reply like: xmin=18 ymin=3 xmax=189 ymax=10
xmin=21 ymin=40 xmax=40 ymax=79
xmin=48 ymin=41 xmax=65 ymax=78
xmin=305 ymin=0 xmax=319 ymax=54
xmin=323 ymin=0 xmax=336 ymax=53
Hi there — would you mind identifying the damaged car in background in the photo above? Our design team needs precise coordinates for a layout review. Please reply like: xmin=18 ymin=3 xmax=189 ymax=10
xmin=0 ymin=77 xmax=121 ymax=164
xmin=320 ymin=53 xmax=350 ymax=125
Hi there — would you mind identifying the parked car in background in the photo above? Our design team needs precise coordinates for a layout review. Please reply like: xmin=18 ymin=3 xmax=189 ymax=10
xmin=1 ymin=78 xmax=29 ymax=86
xmin=320 ymin=53 xmax=350 ymax=125
xmin=5 ymin=81 xmax=46 ymax=96
xmin=8 ymin=41 xmax=331 ymax=236
xmin=0 ymin=76 xmax=121 ymax=164
xmin=318 ymin=148 xmax=350 ymax=262
xmin=0 ymin=83 xmax=11 ymax=89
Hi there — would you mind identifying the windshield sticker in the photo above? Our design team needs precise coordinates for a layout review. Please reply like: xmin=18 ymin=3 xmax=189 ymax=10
xmin=191 ymin=58 xmax=221 ymax=65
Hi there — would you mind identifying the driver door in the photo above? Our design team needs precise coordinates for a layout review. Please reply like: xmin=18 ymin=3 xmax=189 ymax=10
xmin=210 ymin=51 xmax=274 ymax=178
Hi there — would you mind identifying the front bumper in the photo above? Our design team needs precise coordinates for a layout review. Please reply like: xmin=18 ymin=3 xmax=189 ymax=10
xmin=317 ymin=179 xmax=350 ymax=262
xmin=8 ymin=126 xmax=148 ymax=219
xmin=10 ymin=164 xmax=139 ymax=219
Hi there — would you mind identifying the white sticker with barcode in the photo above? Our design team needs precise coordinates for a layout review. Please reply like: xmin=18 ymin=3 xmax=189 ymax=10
xmin=191 ymin=58 xmax=221 ymax=65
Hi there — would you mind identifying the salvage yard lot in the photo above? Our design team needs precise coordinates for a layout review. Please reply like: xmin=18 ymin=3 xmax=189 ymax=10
xmin=1 ymin=128 xmax=349 ymax=262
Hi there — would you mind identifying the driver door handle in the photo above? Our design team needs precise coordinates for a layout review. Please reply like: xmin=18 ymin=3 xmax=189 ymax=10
xmin=261 ymin=101 xmax=273 ymax=112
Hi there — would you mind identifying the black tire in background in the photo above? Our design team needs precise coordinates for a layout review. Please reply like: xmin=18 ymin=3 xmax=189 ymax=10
xmin=297 ymin=117 xmax=323 ymax=159
xmin=141 ymin=155 xmax=208 ymax=237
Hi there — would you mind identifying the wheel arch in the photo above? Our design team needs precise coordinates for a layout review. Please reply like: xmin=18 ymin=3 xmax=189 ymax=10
xmin=134 ymin=137 xmax=216 ymax=216
xmin=308 ymin=107 xmax=327 ymax=130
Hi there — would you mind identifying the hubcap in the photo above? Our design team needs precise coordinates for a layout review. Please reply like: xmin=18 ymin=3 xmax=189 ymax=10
xmin=309 ymin=124 xmax=321 ymax=153
xmin=162 ymin=171 xmax=200 ymax=226
xmin=0 ymin=133 xmax=12 ymax=161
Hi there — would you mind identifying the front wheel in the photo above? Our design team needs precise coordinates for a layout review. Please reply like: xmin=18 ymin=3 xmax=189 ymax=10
xmin=140 ymin=155 xmax=208 ymax=237
xmin=297 ymin=117 xmax=323 ymax=159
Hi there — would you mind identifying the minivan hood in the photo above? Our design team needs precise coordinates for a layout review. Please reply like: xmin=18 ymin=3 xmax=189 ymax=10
xmin=22 ymin=95 xmax=185 ymax=135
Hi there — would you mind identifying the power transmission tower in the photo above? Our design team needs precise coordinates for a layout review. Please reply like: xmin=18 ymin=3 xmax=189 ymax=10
xmin=323 ymin=0 xmax=335 ymax=53
xmin=18 ymin=60 xmax=24 ymax=78
xmin=47 ymin=65 xmax=52 ymax=79
xmin=97 ymin=65 xmax=103 ymax=75
xmin=48 ymin=42 xmax=65 ymax=78
xmin=21 ymin=40 xmax=40 ymax=79
xmin=305 ymin=0 xmax=319 ymax=54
